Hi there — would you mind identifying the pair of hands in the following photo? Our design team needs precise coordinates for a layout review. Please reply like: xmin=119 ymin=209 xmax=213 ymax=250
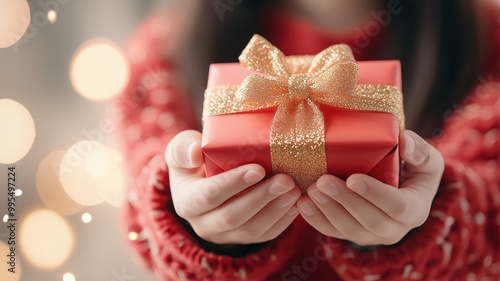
xmin=166 ymin=130 xmax=444 ymax=247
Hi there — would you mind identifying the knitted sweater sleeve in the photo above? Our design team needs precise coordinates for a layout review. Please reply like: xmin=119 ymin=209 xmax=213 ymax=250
xmin=115 ymin=14 xmax=301 ymax=281
xmin=321 ymin=86 xmax=500 ymax=280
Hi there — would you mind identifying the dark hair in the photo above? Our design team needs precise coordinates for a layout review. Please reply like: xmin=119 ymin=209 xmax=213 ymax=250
xmin=175 ymin=0 xmax=488 ymax=137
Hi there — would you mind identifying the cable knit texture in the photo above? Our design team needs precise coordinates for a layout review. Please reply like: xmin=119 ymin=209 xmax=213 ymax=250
xmin=116 ymin=5 xmax=500 ymax=281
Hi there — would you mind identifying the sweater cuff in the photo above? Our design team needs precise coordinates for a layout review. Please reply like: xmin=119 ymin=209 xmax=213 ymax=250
xmin=323 ymin=159 xmax=465 ymax=280
xmin=138 ymin=158 xmax=300 ymax=281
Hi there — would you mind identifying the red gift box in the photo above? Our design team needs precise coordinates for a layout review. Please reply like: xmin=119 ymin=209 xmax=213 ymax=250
xmin=201 ymin=35 xmax=404 ymax=191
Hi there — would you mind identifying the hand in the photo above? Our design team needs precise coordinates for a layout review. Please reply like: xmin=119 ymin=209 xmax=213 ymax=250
xmin=165 ymin=130 xmax=302 ymax=245
xmin=297 ymin=130 xmax=445 ymax=246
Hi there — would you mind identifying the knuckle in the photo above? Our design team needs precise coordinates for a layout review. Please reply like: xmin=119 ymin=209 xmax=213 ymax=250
xmin=204 ymin=182 xmax=221 ymax=199
xmin=174 ymin=206 xmax=190 ymax=219
xmin=191 ymin=193 xmax=209 ymax=211
xmin=195 ymin=179 xmax=221 ymax=209
xmin=212 ymin=173 xmax=233 ymax=191
xmin=366 ymin=220 xmax=392 ymax=237
xmin=413 ymin=209 xmax=430 ymax=227
xmin=199 ymin=193 xmax=216 ymax=209
xmin=392 ymin=199 xmax=411 ymax=221
xmin=173 ymin=204 xmax=191 ymax=219
xmin=340 ymin=225 xmax=360 ymax=238
xmin=191 ymin=224 xmax=212 ymax=241
xmin=219 ymin=211 xmax=239 ymax=229
xmin=401 ymin=196 xmax=430 ymax=227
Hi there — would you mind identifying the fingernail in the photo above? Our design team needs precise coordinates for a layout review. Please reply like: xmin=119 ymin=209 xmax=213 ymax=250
xmin=317 ymin=181 xmax=340 ymax=197
xmin=268 ymin=180 xmax=294 ymax=196
xmin=404 ymin=132 xmax=416 ymax=156
xmin=308 ymin=189 xmax=330 ymax=204
xmin=185 ymin=142 xmax=196 ymax=166
xmin=299 ymin=201 xmax=315 ymax=216
xmin=275 ymin=193 xmax=297 ymax=209
xmin=287 ymin=206 xmax=299 ymax=216
xmin=348 ymin=180 xmax=367 ymax=195
xmin=243 ymin=169 xmax=264 ymax=184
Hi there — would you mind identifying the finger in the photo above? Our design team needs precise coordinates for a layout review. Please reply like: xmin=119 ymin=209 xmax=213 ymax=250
xmin=195 ymin=174 xmax=296 ymax=231
xmin=297 ymin=196 xmax=346 ymax=239
xmin=208 ymin=205 xmax=300 ymax=245
xmin=178 ymin=164 xmax=266 ymax=218
xmin=314 ymin=175 xmax=398 ymax=241
xmin=254 ymin=206 xmax=301 ymax=243
xmin=165 ymin=130 xmax=203 ymax=172
xmin=346 ymin=173 xmax=426 ymax=225
xmin=400 ymin=130 xmax=445 ymax=176
xmin=398 ymin=131 xmax=445 ymax=206
xmin=224 ymin=188 xmax=301 ymax=244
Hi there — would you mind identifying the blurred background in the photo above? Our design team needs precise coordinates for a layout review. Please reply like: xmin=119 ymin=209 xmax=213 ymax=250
xmin=1 ymin=1 xmax=499 ymax=281
xmin=0 ymin=0 xmax=164 ymax=280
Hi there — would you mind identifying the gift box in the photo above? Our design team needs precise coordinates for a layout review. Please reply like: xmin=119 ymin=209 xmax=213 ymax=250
xmin=201 ymin=35 xmax=405 ymax=192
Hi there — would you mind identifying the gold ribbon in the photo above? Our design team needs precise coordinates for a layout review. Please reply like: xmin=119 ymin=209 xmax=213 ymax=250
xmin=203 ymin=34 xmax=405 ymax=191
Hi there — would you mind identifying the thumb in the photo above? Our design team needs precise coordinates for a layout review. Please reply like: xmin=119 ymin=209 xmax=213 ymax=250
xmin=399 ymin=130 xmax=444 ymax=177
xmin=165 ymin=130 xmax=203 ymax=170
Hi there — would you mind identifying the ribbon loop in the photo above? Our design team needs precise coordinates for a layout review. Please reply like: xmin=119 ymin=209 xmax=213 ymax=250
xmin=312 ymin=62 xmax=358 ymax=98
xmin=239 ymin=35 xmax=290 ymax=77
xmin=307 ymin=44 xmax=356 ymax=76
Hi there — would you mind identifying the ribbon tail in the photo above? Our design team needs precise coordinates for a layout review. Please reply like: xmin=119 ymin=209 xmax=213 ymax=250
xmin=270 ymin=100 xmax=327 ymax=192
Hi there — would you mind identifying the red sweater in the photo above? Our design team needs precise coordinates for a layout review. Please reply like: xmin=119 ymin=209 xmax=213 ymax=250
xmin=115 ymin=4 xmax=500 ymax=281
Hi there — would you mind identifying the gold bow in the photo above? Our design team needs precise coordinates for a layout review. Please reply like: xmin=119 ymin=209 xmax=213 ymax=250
xmin=204 ymin=34 xmax=404 ymax=191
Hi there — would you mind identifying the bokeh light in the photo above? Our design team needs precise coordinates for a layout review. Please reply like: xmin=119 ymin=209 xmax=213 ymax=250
xmin=20 ymin=209 xmax=75 ymax=270
xmin=94 ymin=147 xmax=125 ymax=207
xmin=63 ymin=273 xmax=75 ymax=281
xmin=48 ymin=10 xmax=57 ymax=24
xmin=3 ymin=214 xmax=8 ymax=223
xmin=0 ymin=241 xmax=22 ymax=281
xmin=81 ymin=213 xmax=92 ymax=223
xmin=128 ymin=232 xmax=139 ymax=241
xmin=59 ymin=141 xmax=125 ymax=207
xmin=0 ymin=0 xmax=30 ymax=48
xmin=36 ymin=151 xmax=83 ymax=215
xmin=70 ymin=39 xmax=130 ymax=101
xmin=14 ymin=189 xmax=22 ymax=196
xmin=0 ymin=99 xmax=36 ymax=164
xmin=59 ymin=141 xmax=106 ymax=206
xmin=84 ymin=145 xmax=112 ymax=178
